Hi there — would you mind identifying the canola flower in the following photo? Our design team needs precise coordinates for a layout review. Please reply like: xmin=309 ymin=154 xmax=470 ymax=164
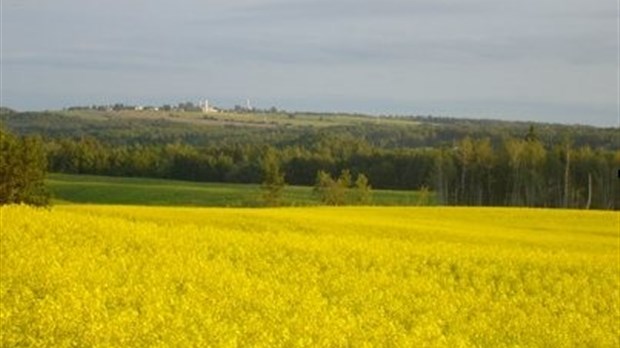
xmin=1 ymin=205 xmax=618 ymax=347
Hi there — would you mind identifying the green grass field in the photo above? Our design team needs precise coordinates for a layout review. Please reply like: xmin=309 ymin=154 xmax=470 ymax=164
xmin=47 ymin=173 xmax=432 ymax=207
xmin=58 ymin=109 xmax=420 ymax=129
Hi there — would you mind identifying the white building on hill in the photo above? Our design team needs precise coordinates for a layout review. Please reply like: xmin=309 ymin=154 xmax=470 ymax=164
xmin=200 ymin=99 xmax=218 ymax=113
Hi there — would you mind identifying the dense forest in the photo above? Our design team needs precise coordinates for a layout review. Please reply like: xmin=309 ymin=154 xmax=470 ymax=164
xmin=2 ymin=108 xmax=618 ymax=209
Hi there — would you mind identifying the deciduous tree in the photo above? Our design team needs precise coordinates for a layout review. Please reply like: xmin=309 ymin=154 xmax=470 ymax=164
xmin=261 ymin=147 xmax=286 ymax=206
xmin=0 ymin=127 xmax=50 ymax=206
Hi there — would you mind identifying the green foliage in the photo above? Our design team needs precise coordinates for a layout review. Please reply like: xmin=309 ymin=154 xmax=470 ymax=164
xmin=0 ymin=127 xmax=50 ymax=206
xmin=416 ymin=186 xmax=431 ymax=206
xmin=313 ymin=170 xmax=342 ymax=205
xmin=0 ymin=107 xmax=16 ymax=115
xmin=261 ymin=148 xmax=286 ymax=206
xmin=315 ymin=170 xmax=373 ymax=206
xmin=2 ymin=109 xmax=618 ymax=209
xmin=338 ymin=169 xmax=352 ymax=188
xmin=354 ymin=173 xmax=372 ymax=205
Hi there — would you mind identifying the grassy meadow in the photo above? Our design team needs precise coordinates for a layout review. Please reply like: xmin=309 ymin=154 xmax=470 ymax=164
xmin=47 ymin=173 xmax=431 ymax=207
xmin=57 ymin=109 xmax=420 ymax=129
xmin=1 ymin=205 xmax=618 ymax=346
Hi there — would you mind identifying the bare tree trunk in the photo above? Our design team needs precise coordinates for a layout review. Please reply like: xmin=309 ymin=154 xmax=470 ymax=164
xmin=585 ymin=172 xmax=592 ymax=209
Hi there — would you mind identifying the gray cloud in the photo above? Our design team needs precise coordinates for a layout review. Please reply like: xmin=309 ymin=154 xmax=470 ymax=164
xmin=1 ymin=0 xmax=617 ymax=126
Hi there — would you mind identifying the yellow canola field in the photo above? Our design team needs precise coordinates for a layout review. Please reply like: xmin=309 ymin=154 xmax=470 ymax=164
xmin=1 ymin=205 xmax=618 ymax=347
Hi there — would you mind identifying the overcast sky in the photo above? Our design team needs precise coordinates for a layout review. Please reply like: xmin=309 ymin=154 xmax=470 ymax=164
xmin=1 ymin=0 xmax=618 ymax=126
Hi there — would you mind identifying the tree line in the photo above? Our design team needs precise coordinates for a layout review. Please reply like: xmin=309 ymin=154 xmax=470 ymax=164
xmin=2 ymin=108 xmax=617 ymax=209
xmin=38 ymin=128 xmax=619 ymax=209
